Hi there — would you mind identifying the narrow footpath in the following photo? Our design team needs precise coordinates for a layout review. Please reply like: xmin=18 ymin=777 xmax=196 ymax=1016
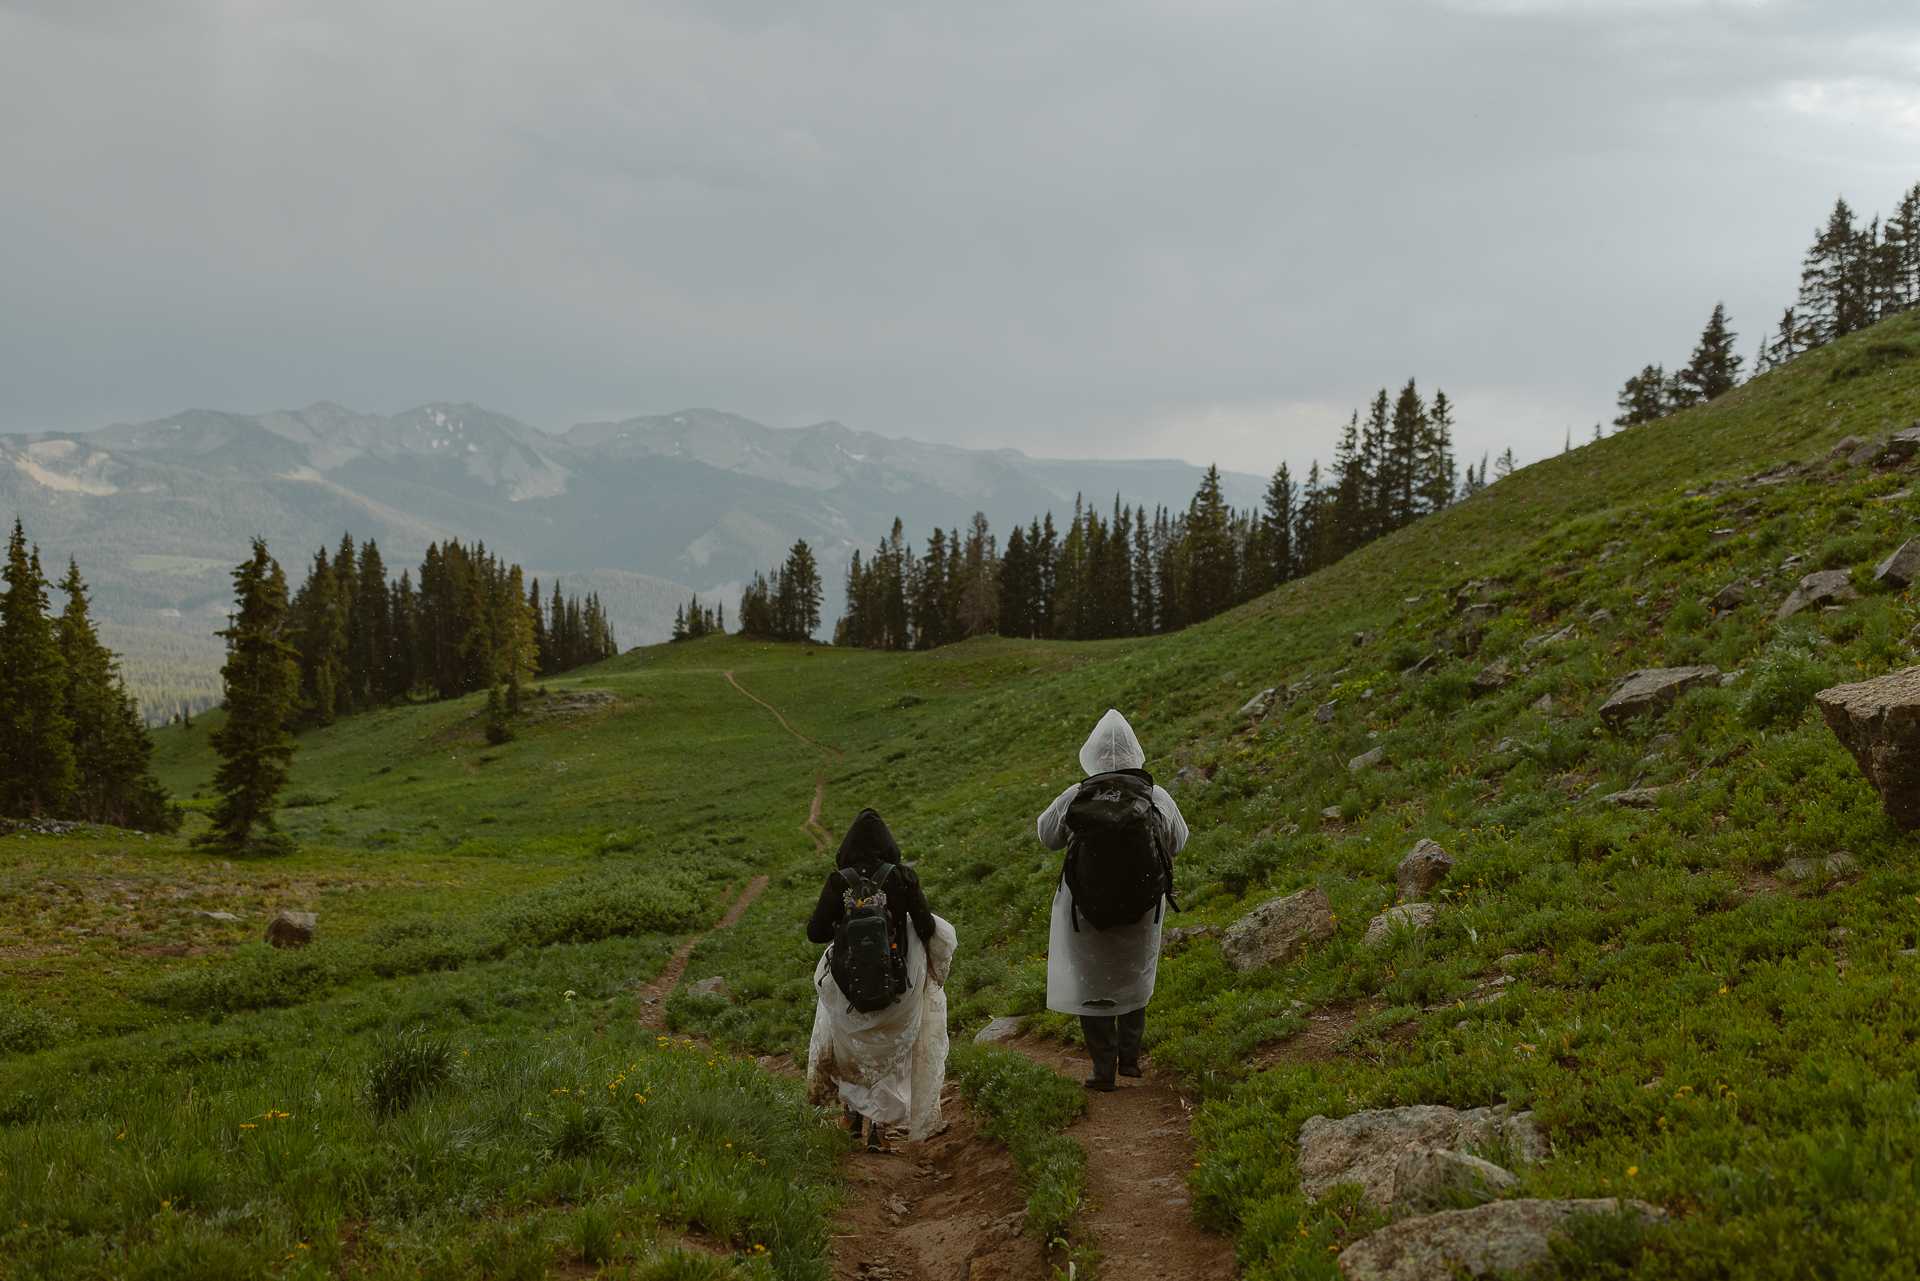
xmin=637 ymin=876 xmax=770 ymax=1028
xmin=724 ymin=668 xmax=840 ymax=850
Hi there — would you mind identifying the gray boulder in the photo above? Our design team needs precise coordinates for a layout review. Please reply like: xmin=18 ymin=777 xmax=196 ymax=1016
xmin=1390 ymin=1148 xmax=1519 ymax=1215
xmin=1362 ymin=903 xmax=1436 ymax=949
xmin=1349 ymin=746 xmax=1385 ymax=773
xmin=195 ymin=910 xmax=241 ymax=922
xmin=691 ymin=975 xmax=733 ymax=1002
xmin=1588 ymin=608 xmax=1615 ymax=624
xmin=1816 ymin=665 xmax=1920 ymax=831
xmin=1221 ymin=888 xmax=1337 ymax=974
xmin=1597 ymin=666 xmax=1722 ymax=727
xmin=264 ymin=911 xmax=316 ymax=949
xmin=1238 ymin=687 xmax=1277 ymax=718
xmin=1876 ymin=538 xmax=1920 ymax=589
xmin=973 ymin=1015 xmax=1023 ymax=1044
xmin=1338 ymin=1198 xmax=1665 ymax=1280
xmin=1602 ymin=785 xmax=1675 ymax=808
xmin=1830 ymin=434 xmax=1869 ymax=461
xmin=1396 ymin=839 xmax=1458 ymax=902
xmin=1523 ymin=625 xmax=1577 ymax=650
xmin=1710 ymin=580 xmax=1748 ymax=612
xmin=1315 ymin=701 xmax=1338 ymax=725
xmin=1469 ymin=658 xmax=1511 ymax=696
xmin=1776 ymin=568 xmax=1859 ymax=621
xmin=1530 ymin=692 xmax=1555 ymax=713
xmin=1459 ymin=603 xmax=1500 ymax=626
xmin=1297 ymin=1104 xmax=1547 ymax=1209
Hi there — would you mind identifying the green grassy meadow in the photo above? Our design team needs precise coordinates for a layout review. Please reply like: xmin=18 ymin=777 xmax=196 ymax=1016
xmin=5 ymin=312 xmax=1920 ymax=1277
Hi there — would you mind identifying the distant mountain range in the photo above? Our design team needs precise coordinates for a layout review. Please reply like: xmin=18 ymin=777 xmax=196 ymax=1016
xmin=0 ymin=402 xmax=1266 ymax=715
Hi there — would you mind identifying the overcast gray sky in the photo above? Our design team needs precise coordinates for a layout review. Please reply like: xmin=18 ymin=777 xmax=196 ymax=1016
xmin=1 ymin=0 xmax=1915 ymax=479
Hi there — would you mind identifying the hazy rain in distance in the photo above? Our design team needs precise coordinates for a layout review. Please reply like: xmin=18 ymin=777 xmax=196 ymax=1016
xmin=0 ymin=0 xmax=1915 ymax=474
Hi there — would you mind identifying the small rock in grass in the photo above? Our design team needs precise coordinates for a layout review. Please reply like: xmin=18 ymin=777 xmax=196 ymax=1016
xmin=1831 ymin=434 xmax=1870 ymax=460
xmin=1597 ymin=666 xmax=1722 ymax=727
xmin=1337 ymin=1198 xmax=1666 ymax=1279
xmin=1396 ymin=839 xmax=1458 ymax=903
xmin=1175 ymin=764 xmax=1209 ymax=785
xmin=1160 ymin=925 xmax=1222 ymax=953
xmin=264 ymin=911 xmax=316 ymax=949
xmin=1875 ymin=538 xmax=1920 ymax=590
xmin=1602 ymin=786 xmax=1673 ymax=808
xmin=1588 ymin=608 xmax=1615 ymax=624
xmin=1780 ymin=852 xmax=1859 ymax=880
xmin=1711 ymin=581 xmax=1748 ymax=612
xmin=1296 ymin=1104 xmax=1546 ymax=1210
xmin=1816 ymin=665 xmax=1920 ymax=831
xmin=1469 ymin=658 xmax=1511 ymax=696
xmin=1492 ymin=737 xmax=1513 ymax=753
xmin=1459 ymin=603 xmax=1501 ymax=625
xmin=1523 ymin=625 xmax=1578 ymax=650
xmin=691 ymin=975 xmax=733 ymax=1002
xmin=1314 ymin=700 xmax=1338 ymax=725
xmin=1237 ymin=687 xmax=1276 ymax=718
xmin=1321 ymin=805 xmax=1344 ymax=821
xmin=1530 ymin=692 xmax=1554 ymax=713
xmin=1221 ymin=888 xmax=1337 ymax=974
xmin=972 ymin=1016 xmax=1023 ymax=1044
xmin=1349 ymin=746 xmax=1385 ymax=773
xmin=1642 ymin=733 xmax=1679 ymax=759
xmin=195 ymin=910 xmax=241 ymax=922
xmin=1362 ymin=903 xmax=1436 ymax=949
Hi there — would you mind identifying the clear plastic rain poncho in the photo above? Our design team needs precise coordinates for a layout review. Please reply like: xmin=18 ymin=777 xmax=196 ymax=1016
xmin=1036 ymin=709 xmax=1188 ymax=1017
xmin=806 ymin=915 xmax=956 ymax=1139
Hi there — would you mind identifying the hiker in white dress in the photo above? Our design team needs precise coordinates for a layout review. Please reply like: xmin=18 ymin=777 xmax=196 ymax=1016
xmin=805 ymin=808 xmax=956 ymax=1150
xmin=1036 ymin=709 xmax=1188 ymax=1091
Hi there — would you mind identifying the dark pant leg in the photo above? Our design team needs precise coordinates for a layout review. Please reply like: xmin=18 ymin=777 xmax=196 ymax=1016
xmin=1117 ymin=1006 xmax=1146 ymax=1071
xmin=1079 ymin=1014 xmax=1118 ymax=1081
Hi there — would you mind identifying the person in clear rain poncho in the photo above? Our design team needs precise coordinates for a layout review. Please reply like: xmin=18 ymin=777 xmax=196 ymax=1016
xmin=804 ymin=808 xmax=956 ymax=1151
xmin=1036 ymin=709 xmax=1189 ymax=1091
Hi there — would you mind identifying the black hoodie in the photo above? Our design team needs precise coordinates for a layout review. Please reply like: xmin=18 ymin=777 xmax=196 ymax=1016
xmin=806 ymin=809 xmax=935 ymax=987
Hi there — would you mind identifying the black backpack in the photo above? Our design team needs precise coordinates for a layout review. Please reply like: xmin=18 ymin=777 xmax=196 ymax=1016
xmin=1062 ymin=769 xmax=1179 ymax=931
xmin=829 ymin=864 xmax=900 ymax=1013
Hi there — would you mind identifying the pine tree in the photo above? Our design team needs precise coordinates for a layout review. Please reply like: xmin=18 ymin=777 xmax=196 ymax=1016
xmin=777 ymin=540 xmax=822 ymax=641
xmin=1260 ymin=462 xmax=1296 ymax=589
xmin=1614 ymin=365 xmax=1669 ymax=428
xmin=1493 ymin=447 xmax=1516 ymax=481
xmin=957 ymin=512 xmax=999 ymax=637
xmin=1799 ymin=198 xmax=1877 ymax=344
xmin=1416 ymin=391 xmax=1457 ymax=513
xmin=1881 ymin=183 xmax=1920 ymax=316
xmin=202 ymin=539 xmax=300 ymax=853
xmin=1679 ymin=303 xmax=1743 ymax=402
xmin=0 ymin=522 xmax=76 ymax=819
xmin=1182 ymin=466 xmax=1237 ymax=624
xmin=54 ymin=561 xmax=172 ymax=829
xmin=1385 ymin=380 xmax=1424 ymax=530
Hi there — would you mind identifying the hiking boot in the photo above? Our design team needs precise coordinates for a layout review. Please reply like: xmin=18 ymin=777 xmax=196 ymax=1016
xmin=1118 ymin=1062 xmax=1142 ymax=1078
xmin=1084 ymin=1076 xmax=1116 ymax=1092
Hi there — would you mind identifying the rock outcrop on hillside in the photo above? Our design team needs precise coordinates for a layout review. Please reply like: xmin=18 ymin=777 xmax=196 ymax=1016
xmin=1296 ymin=1104 xmax=1546 ymax=1209
xmin=1776 ymin=569 xmax=1859 ymax=620
xmin=1876 ymin=538 xmax=1920 ymax=589
xmin=1816 ymin=665 xmax=1920 ymax=831
xmin=1362 ymin=903 xmax=1435 ymax=948
xmin=265 ymin=911 xmax=316 ymax=948
xmin=1597 ymin=666 xmax=1721 ymax=727
xmin=1221 ymin=888 xmax=1336 ymax=974
xmin=1337 ymin=1198 xmax=1666 ymax=1280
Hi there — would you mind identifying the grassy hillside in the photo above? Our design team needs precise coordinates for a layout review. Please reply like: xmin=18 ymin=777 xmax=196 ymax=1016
xmin=4 ymin=313 xmax=1920 ymax=1278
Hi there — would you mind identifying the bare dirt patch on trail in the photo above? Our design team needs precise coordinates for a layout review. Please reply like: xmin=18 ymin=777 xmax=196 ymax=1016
xmin=1006 ymin=1035 xmax=1237 ymax=1281
xmin=829 ymin=1087 xmax=1050 ymax=1281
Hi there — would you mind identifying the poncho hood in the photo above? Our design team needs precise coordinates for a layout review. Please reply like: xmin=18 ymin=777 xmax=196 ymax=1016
xmin=837 ymin=807 xmax=903 ymax=871
xmin=1079 ymin=708 xmax=1146 ymax=776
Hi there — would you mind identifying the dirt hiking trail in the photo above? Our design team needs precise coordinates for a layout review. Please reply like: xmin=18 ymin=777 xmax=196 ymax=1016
xmin=724 ymin=668 xmax=840 ymax=850
xmin=829 ymin=1033 xmax=1236 ymax=1281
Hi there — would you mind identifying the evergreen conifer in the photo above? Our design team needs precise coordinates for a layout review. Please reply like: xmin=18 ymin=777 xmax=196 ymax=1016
xmin=0 ymin=521 xmax=76 ymax=819
xmin=203 ymin=539 xmax=300 ymax=854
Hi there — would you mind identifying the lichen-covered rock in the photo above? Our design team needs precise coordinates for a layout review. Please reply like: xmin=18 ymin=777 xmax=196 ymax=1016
xmin=1297 ymin=1104 xmax=1547 ymax=1209
xmin=1337 ymin=1198 xmax=1665 ymax=1280
xmin=1221 ymin=888 xmax=1336 ymax=974
xmin=1876 ymin=538 xmax=1920 ymax=590
xmin=1362 ymin=903 xmax=1436 ymax=949
xmin=264 ymin=911 xmax=316 ymax=949
xmin=1395 ymin=839 xmax=1458 ymax=902
xmin=1597 ymin=666 xmax=1721 ymax=727
xmin=1390 ymin=1148 xmax=1518 ymax=1215
xmin=1816 ymin=665 xmax=1920 ymax=831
